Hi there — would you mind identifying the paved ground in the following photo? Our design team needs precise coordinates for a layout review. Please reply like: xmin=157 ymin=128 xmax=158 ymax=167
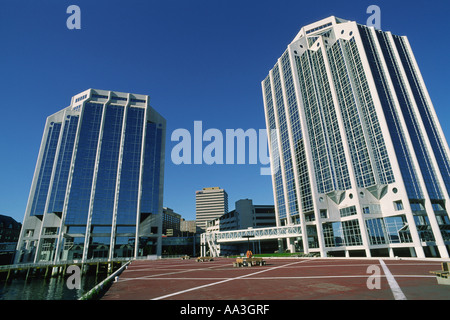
xmin=101 ymin=257 xmax=450 ymax=300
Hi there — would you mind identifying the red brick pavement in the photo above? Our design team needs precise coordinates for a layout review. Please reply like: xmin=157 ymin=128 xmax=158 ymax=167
xmin=101 ymin=257 xmax=450 ymax=300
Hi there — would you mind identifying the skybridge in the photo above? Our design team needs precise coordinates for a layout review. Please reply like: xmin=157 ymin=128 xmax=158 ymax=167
xmin=200 ymin=225 xmax=302 ymax=257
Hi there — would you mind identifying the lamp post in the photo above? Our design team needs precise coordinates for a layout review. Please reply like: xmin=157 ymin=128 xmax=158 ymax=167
xmin=243 ymin=235 xmax=255 ymax=253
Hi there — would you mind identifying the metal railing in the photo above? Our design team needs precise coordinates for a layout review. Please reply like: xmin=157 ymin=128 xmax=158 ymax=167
xmin=205 ymin=225 xmax=302 ymax=243
xmin=0 ymin=257 xmax=133 ymax=271
xmin=78 ymin=261 xmax=132 ymax=300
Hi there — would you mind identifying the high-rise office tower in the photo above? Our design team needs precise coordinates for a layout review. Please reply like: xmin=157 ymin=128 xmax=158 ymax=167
xmin=196 ymin=187 xmax=228 ymax=232
xmin=262 ymin=16 xmax=450 ymax=258
xmin=16 ymin=89 xmax=166 ymax=263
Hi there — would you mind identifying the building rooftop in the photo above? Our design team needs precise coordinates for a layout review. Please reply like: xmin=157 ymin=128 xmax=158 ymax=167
xmin=0 ymin=215 xmax=21 ymax=230
xmin=292 ymin=16 xmax=350 ymax=42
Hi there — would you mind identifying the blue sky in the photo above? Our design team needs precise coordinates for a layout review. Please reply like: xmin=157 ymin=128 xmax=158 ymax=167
xmin=1 ymin=0 xmax=450 ymax=223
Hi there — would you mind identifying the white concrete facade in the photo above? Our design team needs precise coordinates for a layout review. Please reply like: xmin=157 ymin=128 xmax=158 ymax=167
xmin=262 ymin=16 xmax=450 ymax=258
xmin=195 ymin=187 xmax=228 ymax=232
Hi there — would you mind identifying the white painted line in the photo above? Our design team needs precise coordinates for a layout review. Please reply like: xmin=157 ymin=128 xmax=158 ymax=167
xmin=119 ymin=263 xmax=231 ymax=281
xmin=151 ymin=259 xmax=310 ymax=300
xmin=379 ymin=259 xmax=407 ymax=300
xmin=121 ymin=274 xmax=434 ymax=281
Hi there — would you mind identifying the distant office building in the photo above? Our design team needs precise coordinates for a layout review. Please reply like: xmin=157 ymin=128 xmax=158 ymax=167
xmin=196 ymin=187 xmax=228 ymax=232
xmin=206 ymin=199 xmax=276 ymax=255
xmin=162 ymin=212 xmax=199 ymax=256
xmin=180 ymin=219 xmax=197 ymax=234
xmin=236 ymin=199 xmax=277 ymax=229
xmin=162 ymin=207 xmax=181 ymax=236
xmin=207 ymin=199 xmax=276 ymax=231
xmin=0 ymin=215 xmax=21 ymax=243
xmin=262 ymin=16 xmax=450 ymax=258
xmin=206 ymin=211 xmax=238 ymax=233
xmin=16 ymin=89 xmax=166 ymax=263
xmin=0 ymin=215 xmax=21 ymax=265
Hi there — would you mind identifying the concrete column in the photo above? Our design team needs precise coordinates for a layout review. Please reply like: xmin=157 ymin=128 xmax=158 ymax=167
xmin=389 ymin=247 xmax=395 ymax=258
xmin=278 ymin=238 xmax=285 ymax=253
xmin=288 ymin=238 xmax=296 ymax=253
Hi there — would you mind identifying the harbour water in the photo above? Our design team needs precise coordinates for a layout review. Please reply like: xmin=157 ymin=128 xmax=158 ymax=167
xmin=0 ymin=272 xmax=106 ymax=300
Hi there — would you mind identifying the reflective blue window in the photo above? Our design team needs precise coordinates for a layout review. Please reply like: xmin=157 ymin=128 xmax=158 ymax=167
xmin=375 ymin=30 xmax=442 ymax=200
xmin=140 ymin=122 xmax=163 ymax=217
xmin=116 ymin=107 xmax=145 ymax=225
xmin=48 ymin=115 xmax=79 ymax=214
xmin=65 ymin=102 xmax=103 ymax=225
xmin=282 ymin=51 xmax=314 ymax=213
xmin=88 ymin=236 xmax=110 ymax=259
xmin=323 ymin=221 xmax=344 ymax=247
xmin=114 ymin=236 xmax=135 ymax=257
xmin=67 ymin=226 xmax=86 ymax=234
xmin=358 ymin=25 xmax=423 ymax=199
xmin=62 ymin=236 xmax=84 ymax=260
xmin=393 ymin=35 xmax=450 ymax=199
xmin=343 ymin=37 xmax=394 ymax=185
xmin=263 ymin=76 xmax=286 ymax=219
xmin=273 ymin=61 xmax=299 ymax=217
xmin=91 ymin=105 xmax=124 ymax=225
xmin=30 ymin=122 xmax=61 ymax=216
xmin=366 ymin=218 xmax=387 ymax=245
xmin=384 ymin=215 xmax=413 ymax=243
xmin=323 ymin=219 xmax=362 ymax=247
xmin=117 ymin=226 xmax=136 ymax=234
xmin=327 ymin=39 xmax=375 ymax=188
xmin=295 ymin=51 xmax=334 ymax=193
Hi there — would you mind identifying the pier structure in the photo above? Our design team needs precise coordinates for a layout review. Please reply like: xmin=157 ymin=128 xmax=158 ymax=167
xmin=0 ymin=258 xmax=130 ymax=282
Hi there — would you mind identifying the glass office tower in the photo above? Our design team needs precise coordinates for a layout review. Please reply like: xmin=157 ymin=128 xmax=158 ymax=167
xmin=262 ymin=16 xmax=450 ymax=258
xmin=16 ymin=89 xmax=166 ymax=263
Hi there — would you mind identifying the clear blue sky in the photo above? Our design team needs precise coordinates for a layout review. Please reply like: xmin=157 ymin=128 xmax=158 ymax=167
xmin=1 ymin=0 xmax=450 ymax=223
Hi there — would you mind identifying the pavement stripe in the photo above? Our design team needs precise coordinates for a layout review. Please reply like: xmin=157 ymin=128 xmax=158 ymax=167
xmin=379 ymin=259 xmax=407 ymax=300
xmin=119 ymin=263 xmax=231 ymax=281
xmin=151 ymin=259 xmax=310 ymax=300
xmin=120 ymin=274 xmax=434 ymax=281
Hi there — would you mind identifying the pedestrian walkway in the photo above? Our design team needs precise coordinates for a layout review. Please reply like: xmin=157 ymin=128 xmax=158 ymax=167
xmin=101 ymin=257 xmax=450 ymax=300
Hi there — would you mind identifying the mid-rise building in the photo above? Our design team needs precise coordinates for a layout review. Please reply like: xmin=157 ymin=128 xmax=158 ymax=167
xmin=180 ymin=219 xmax=198 ymax=234
xmin=262 ymin=16 xmax=450 ymax=258
xmin=236 ymin=199 xmax=277 ymax=229
xmin=16 ymin=89 xmax=166 ymax=263
xmin=0 ymin=215 xmax=21 ymax=265
xmin=0 ymin=215 xmax=21 ymax=243
xmin=206 ymin=199 xmax=276 ymax=255
xmin=195 ymin=187 xmax=228 ymax=232
xmin=162 ymin=207 xmax=181 ymax=236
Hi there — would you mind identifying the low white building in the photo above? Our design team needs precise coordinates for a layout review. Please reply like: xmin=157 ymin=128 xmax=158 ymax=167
xmin=206 ymin=199 xmax=276 ymax=255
